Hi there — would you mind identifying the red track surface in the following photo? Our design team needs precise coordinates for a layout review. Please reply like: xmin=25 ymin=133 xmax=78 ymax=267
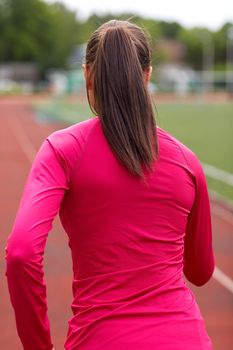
xmin=0 ymin=97 xmax=232 ymax=349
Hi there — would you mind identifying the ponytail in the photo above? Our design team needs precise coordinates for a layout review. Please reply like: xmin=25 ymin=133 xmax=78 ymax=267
xmin=85 ymin=20 xmax=158 ymax=180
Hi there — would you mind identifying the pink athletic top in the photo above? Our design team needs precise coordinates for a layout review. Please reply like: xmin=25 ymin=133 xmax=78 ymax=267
xmin=5 ymin=116 xmax=215 ymax=350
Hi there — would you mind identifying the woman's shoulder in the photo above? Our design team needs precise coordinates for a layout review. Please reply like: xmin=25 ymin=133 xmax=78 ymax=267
xmin=156 ymin=126 xmax=203 ymax=176
xmin=43 ymin=117 xmax=98 ymax=174
xmin=47 ymin=116 xmax=97 ymax=143
xmin=46 ymin=116 xmax=98 ymax=153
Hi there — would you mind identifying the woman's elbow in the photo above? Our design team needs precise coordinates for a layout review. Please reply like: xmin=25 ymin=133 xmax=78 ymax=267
xmin=190 ymin=271 xmax=214 ymax=286
xmin=5 ymin=238 xmax=37 ymax=276
xmin=184 ymin=261 xmax=215 ymax=287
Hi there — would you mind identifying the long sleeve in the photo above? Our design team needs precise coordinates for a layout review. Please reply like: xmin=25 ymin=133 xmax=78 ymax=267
xmin=183 ymin=156 xmax=215 ymax=286
xmin=5 ymin=137 xmax=70 ymax=350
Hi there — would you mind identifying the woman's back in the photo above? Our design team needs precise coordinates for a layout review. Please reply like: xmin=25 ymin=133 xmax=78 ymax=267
xmin=45 ymin=116 xmax=214 ymax=349
xmin=5 ymin=19 xmax=214 ymax=350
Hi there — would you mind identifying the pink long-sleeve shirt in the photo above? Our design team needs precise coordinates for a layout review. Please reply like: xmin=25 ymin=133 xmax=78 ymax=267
xmin=5 ymin=116 xmax=215 ymax=350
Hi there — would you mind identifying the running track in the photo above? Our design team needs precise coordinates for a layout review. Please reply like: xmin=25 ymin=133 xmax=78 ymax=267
xmin=0 ymin=97 xmax=232 ymax=349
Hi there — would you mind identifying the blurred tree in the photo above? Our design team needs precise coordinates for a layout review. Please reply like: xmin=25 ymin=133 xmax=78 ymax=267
xmin=157 ymin=20 xmax=182 ymax=39
xmin=213 ymin=22 xmax=233 ymax=70
xmin=0 ymin=0 xmax=81 ymax=76
xmin=0 ymin=1 xmax=7 ymax=60
xmin=47 ymin=2 xmax=82 ymax=68
xmin=178 ymin=27 xmax=213 ymax=69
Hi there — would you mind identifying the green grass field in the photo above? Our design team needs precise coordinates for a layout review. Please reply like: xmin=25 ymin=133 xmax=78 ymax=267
xmin=35 ymin=99 xmax=233 ymax=201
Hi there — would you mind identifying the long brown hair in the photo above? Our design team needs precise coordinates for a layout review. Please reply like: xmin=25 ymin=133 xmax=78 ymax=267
xmin=85 ymin=19 xmax=158 ymax=180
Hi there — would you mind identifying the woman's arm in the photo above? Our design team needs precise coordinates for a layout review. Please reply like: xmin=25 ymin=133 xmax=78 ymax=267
xmin=183 ymin=157 xmax=215 ymax=286
xmin=5 ymin=137 xmax=70 ymax=350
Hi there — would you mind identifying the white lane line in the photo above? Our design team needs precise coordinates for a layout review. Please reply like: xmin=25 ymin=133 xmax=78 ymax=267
xmin=209 ymin=191 xmax=233 ymax=224
xmin=209 ymin=189 xmax=233 ymax=208
xmin=9 ymin=116 xmax=36 ymax=163
xmin=213 ymin=267 xmax=233 ymax=294
xmin=202 ymin=162 xmax=233 ymax=187
xmin=211 ymin=204 xmax=233 ymax=225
